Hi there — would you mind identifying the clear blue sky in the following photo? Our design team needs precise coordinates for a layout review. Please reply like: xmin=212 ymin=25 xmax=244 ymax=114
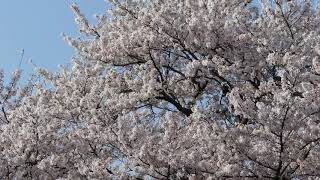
xmin=0 ymin=0 xmax=107 ymax=77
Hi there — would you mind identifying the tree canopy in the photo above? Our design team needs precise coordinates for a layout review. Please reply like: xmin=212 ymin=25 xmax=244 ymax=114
xmin=1 ymin=0 xmax=320 ymax=179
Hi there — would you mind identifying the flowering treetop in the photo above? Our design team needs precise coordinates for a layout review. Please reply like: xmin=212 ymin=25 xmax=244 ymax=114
xmin=1 ymin=0 xmax=320 ymax=179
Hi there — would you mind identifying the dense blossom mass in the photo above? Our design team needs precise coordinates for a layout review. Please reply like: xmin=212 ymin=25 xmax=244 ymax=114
xmin=1 ymin=0 xmax=320 ymax=179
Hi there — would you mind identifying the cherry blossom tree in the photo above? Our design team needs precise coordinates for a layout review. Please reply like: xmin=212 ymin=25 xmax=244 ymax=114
xmin=1 ymin=0 xmax=320 ymax=179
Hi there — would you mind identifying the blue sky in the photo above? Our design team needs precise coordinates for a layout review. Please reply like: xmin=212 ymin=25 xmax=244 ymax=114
xmin=0 ymin=0 xmax=107 ymax=77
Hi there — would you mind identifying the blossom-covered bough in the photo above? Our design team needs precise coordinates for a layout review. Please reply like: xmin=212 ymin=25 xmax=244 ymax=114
xmin=1 ymin=0 xmax=320 ymax=179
